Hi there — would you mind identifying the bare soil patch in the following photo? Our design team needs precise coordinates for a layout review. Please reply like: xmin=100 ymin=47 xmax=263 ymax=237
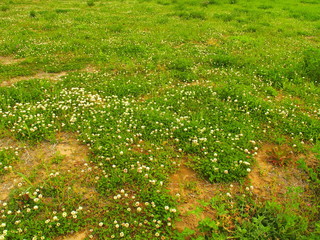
xmin=0 ymin=56 xmax=25 ymax=65
xmin=55 ymin=230 xmax=88 ymax=240
xmin=0 ymin=71 xmax=68 ymax=87
xmin=82 ymin=65 xmax=99 ymax=74
xmin=248 ymin=143 xmax=310 ymax=202
xmin=0 ymin=64 xmax=100 ymax=87
xmin=167 ymin=158 xmax=218 ymax=233
xmin=0 ymin=133 xmax=97 ymax=202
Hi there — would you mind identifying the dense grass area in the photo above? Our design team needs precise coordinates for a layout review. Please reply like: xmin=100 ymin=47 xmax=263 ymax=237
xmin=0 ymin=0 xmax=319 ymax=239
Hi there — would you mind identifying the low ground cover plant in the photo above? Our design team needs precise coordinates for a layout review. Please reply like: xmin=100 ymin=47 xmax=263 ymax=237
xmin=0 ymin=0 xmax=319 ymax=239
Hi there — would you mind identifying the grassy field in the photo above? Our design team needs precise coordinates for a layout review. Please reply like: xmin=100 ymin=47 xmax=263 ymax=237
xmin=0 ymin=0 xmax=319 ymax=239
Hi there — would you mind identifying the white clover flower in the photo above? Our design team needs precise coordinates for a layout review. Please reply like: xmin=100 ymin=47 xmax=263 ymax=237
xmin=137 ymin=207 xmax=142 ymax=212
xmin=62 ymin=212 xmax=67 ymax=217
xmin=99 ymin=222 xmax=104 ymax=227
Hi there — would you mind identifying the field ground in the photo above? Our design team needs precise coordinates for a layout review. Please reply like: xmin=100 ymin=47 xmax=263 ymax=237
xmin=0 ymin=0 xmax=319 ymax=239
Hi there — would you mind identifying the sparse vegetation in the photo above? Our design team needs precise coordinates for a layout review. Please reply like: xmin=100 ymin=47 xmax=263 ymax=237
xmin=0 ymin=0 xmax=319 ymax=239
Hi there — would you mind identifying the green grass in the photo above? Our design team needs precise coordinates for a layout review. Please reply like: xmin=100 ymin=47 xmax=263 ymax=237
xmin=0 ymin=0 xmax=319 ymax=239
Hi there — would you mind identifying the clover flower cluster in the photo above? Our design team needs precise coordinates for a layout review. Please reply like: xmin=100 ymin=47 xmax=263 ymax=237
xmin=0 ymin=147 xmax=19 ymax=175
xmin=0 ymin=186 xmax=84 ymax=239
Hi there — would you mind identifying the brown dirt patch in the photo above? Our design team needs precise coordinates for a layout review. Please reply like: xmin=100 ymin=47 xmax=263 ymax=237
xmin=0 ymin=56 xmax=25 ymax=65
xmin=248 ymin=144 xmax=309 ymax=202
xmin=0 ymin=132 xmax=95 ymax=202
xmin=305 ymin=36 xmax=318 ymax=42
xmin=82 ymin=65 xmax=99 ymax=74
xmin=0 ymin=71 xmax=68 ymax=87
xmin=167 ymin=159 xmax=218 ymax=233
xmin=0 ymin=64 xmax=100 ymax=87
xmin=55 ymin=230 xmax=88 ymax=240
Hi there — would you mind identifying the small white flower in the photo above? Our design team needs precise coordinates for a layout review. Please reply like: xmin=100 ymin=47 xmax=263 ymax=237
xmin=170 ymin=208 xmax=177 ymax=213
